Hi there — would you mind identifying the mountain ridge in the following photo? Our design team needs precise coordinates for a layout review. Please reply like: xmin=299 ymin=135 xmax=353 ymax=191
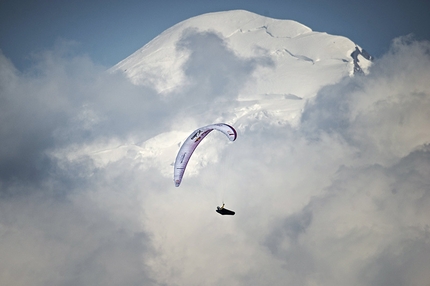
xmin=111 ymin=10 xmax=371 ymax=96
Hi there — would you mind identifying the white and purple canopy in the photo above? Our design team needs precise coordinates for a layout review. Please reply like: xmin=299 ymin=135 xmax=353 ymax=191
xmin=174 ymin=123 xmax=237 ymax=187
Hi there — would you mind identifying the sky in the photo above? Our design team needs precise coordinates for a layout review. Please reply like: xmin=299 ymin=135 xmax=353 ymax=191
xmin=1 ymin=2 xmax=430 ymax=286
xmin=1 ymin=0 xmax=430 ymax=71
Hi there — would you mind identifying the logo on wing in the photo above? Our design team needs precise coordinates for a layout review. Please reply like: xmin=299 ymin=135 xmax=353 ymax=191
xmin=192 ymin=130 xmax=211 ymax=142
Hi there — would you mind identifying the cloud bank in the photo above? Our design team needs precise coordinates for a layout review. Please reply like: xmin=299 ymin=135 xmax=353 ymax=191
xmin=0 ymin=34 xmax=429 ymax=286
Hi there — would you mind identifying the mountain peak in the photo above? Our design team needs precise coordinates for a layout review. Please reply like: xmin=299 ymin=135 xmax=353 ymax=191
xmin=105 ymin=11 xmax=372 ymax=176
xmin=112 ymin=10 xmax=370 ymax=98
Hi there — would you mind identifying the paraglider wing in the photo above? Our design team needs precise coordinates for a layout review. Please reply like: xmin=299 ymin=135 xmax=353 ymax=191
xmin=174 ymin=123 xmax=237 ymax=187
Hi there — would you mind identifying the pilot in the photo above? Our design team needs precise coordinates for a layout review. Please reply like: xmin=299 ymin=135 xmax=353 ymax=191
xmin=217 ymin=203 xmax=225 ymax=211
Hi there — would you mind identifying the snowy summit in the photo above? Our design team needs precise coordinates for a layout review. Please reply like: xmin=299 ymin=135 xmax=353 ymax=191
xmin=112 ymin=10 xmax=371 ymax=127
xmin=106 ymin=10 xmax=372 ymax=176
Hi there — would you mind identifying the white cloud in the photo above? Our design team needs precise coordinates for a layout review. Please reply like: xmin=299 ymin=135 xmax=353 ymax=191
xmin=0 ymin=36 xmax=430 ymax=286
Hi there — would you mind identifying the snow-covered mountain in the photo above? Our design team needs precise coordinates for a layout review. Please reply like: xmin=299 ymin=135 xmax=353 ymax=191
xmin=113 ymin=10 xmax=371 ymax=96
xmin=111 ymin=9 xmax=371 ymax=130
xmin=104 ymin=10 xmax=371 ymax=178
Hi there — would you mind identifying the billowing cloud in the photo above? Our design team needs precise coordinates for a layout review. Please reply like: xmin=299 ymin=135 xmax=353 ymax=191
xmin=176 ymin=28 xmax=274 ymax=100
xmin=0 ymin=34 xmax=430 ymax=286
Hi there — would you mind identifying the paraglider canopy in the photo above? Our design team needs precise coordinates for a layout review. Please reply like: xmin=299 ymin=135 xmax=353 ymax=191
xmin=173 ymin=123 xmax=237 ymax=187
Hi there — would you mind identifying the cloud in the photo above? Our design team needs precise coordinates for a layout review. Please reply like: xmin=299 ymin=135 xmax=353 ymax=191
xmin=175 ymin=28 xmax=274 ymax=101
xmin=0 ymin=45 xmax=163 ymax=285
xmin=302 ymin=36 xmax=430 ymax=165
xmin=0 ymin=44 xmax=170 ymax=188
xmin=0 ymin=188 xmax=154 ymax=286
xmin=1 ymin=35 xmax=430 ymax=286
xmin=269 ymin=37 xmax=430 ymax=285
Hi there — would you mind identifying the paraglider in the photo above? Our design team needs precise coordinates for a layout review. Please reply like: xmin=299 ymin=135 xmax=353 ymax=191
xmin=173 ymin=123 xmax=237 ymax=216
xmin=216 ymin=203 xmax=235 ymax=215
xmin=173 ymin=123 xmax=237 ymax=187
